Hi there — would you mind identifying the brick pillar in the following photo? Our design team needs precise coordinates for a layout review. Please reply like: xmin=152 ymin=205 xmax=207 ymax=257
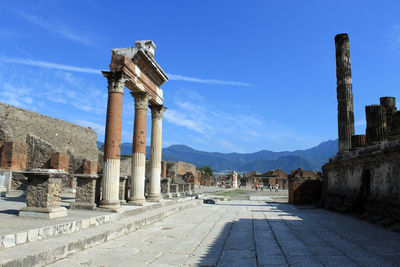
xmin=147 ymin=105 xmax=167 ymax=202
xmin=99 ymin=71 xmax=127 ymax=211
xmin=50 ymin=152 xmax=69 ymax=173
xmin=83 ymin=160 xmax=98 ymax=174
xmin=128 ymin=92 xmax=150 ymax=205
xmin=0 ymin=142 xmax=28 ymax=171
xmin=335 ymin=33 xmax=355 ymax=152
xmin=366 ymin=105 xmax=387 ymax=145
xmin=161 ymin=161 xmax=167 ymax=178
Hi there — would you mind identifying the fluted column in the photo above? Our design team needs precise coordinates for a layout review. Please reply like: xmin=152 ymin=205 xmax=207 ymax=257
xmin=147 ymin=105 xmax=167 ymax=202
xmin=335 ymin=33 xmax=355 ymax=152
xmin=99 ymin=71 xmax=127 ymax=210
xmin=128 ymin=92 xmax=149 ymax=205
xmin=366 ymin=105 xmax=387 ymax=145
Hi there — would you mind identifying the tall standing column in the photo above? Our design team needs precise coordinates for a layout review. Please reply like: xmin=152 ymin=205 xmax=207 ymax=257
xmin=99 ymin=71 xmax=127 ymax=210
xmin=335 ymin=33 xmax=355 ymax=152
xmin=147 ymin=105 xmax=167 ymax=202
xmin=128 ymin=92 xmax=149 ymax=205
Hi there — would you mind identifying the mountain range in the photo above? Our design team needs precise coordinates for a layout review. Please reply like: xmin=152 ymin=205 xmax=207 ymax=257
xmin=97 ymin=139 xmax=338 ymax=173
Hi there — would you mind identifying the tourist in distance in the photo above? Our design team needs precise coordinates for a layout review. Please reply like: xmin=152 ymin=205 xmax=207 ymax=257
xmin=275 ymin=184 xmax=279 ymax=192
xmin=269 ymin=184 xmax=272 ymax=192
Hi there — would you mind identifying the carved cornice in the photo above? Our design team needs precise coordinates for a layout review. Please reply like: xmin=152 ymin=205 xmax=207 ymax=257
xmin=131 ymin=92 xmax=150 ymax=110
xmin=149 ymin=105 xmax=167 ymax=119
xmin=102 ymin=71 xmax=128 ymax=93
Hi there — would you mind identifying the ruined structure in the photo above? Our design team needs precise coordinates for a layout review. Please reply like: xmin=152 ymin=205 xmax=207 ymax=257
xmin=288 ymin=168 xmax=322 ymax=205
xmin=0 ymin=103 xmax=98 ymax=173
xmin=322 ymin=34 xmax=400 ymax=229
xmin=101 ymin=40 xmax=168 ymax=209
xmin=241 ymin=169 xmax=288 ymax=189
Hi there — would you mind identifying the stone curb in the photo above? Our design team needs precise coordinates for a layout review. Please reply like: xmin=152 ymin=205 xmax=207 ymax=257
xmin=0 ymin=197 xmax=196 ymax=251
xmin=0 ymin=198 xmax=202 ymax=267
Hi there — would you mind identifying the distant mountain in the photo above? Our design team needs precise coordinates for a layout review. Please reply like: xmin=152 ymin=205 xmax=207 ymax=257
xmin=96 ymin=139 xmax=338 ymax=172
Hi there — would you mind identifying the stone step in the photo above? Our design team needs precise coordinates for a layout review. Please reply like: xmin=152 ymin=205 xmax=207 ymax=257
xmin=0 ymin=198 xmax=202 ymax=267
xmin=5 ymin=190 xmax=25 ymax=197
xmin=0 ymin=197 xmax=197 ymax=252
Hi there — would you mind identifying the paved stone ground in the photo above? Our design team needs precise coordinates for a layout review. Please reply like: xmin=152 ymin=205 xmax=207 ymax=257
xmin=48 ymin=200 xmax=400 ymax=267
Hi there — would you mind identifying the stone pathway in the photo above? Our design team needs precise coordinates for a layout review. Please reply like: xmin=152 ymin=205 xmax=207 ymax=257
xmin=48 ymin=200 xmax=400 ymax=266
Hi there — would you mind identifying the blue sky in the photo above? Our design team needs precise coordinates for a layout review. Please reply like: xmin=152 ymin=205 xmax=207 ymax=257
xmin=0 ymin=0 xmax=399 ymax=153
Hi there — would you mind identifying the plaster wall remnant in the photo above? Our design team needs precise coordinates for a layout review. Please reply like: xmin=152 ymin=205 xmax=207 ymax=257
xmin=335 ymin=33 xmax=355 ymax=152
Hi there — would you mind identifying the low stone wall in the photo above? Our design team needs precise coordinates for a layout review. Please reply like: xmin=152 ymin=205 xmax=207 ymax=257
xmin=321 ymin=140 xmax=400 ymax=228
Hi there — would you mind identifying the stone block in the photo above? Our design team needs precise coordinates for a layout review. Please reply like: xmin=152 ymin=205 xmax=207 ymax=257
xmin=27 ymin=229 xmax=39 ymax=242
xmin=15 ymin=232 xmax=27 ymax=245
xmin=71 ymin=174 xmax=99 ymax=210
xmin=2 ymin=234 xmax=16 ymax=248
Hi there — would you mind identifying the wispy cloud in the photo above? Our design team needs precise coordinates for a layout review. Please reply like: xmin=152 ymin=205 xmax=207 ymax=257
xmin=0 ymin=57 xmax=101 ymax=74
xmin=167 ymin=73 xmax=252 ymax=87
xmin=18 ymin=12 xmax=94 ymax=46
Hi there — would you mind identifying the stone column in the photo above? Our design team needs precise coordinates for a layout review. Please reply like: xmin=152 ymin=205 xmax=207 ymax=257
xmin=351 ymin=135 xmax=366 ymax=149
xmin=128 ymin=92 xmax=149 ymax=205
xmin=366 ymin=105 xmax=387 ymax=145
xmin=147 ymin=105 xmax=167 ymax=202
xmin=335 ymin=33 xmax=355 ymax=152
xmin=380 ymin=97 xmax=397 ymax=136
xmin=161 ymin=161 xmax=167 ymax=178
xmin=391 ymin=111 xmax=400 ymax=139
xmin=99 ymin=71 xmax=127 ymax=210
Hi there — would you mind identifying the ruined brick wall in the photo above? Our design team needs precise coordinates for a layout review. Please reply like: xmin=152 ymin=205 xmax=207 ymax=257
xmin=0 ymin=103 xmax=98 ymax=172
xmin=0 ymin=142 xmax=28 ymax=171
xmin=321 ymin=140 xmax=400 ymax=226
xmin=288 ymin=178 xmax=322 ymax=205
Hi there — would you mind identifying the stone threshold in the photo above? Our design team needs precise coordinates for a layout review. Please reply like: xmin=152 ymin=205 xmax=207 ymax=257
xmin=0 ymin=198 xmax=202 ymax=267
xmin=0 ymin=197 xmax=197 ymax=252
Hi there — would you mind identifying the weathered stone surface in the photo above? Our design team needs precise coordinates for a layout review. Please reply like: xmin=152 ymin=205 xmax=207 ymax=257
xmin=366 ymin=104 xmax=387 ymax=145
xmin=335 ymin=33 xmax=355 ymax=152
xmin=0 ymin=142 xmax=28 ymax=171
xmin=351 ymin=134 xmax=366 ymax=149
xmin=73 ymin=174 xmax=98 ymax=205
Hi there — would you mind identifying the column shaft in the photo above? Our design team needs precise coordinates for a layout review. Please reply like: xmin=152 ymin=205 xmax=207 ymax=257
xmin=129 ymin=92 xmax=149 ymax=205
xmin=147 ymin=105 xmax=166 ymax=202
xmin=335 ymin=33 xmax=355 ymax=152
xmin=100 ymin=72 xmax=126 ymax=210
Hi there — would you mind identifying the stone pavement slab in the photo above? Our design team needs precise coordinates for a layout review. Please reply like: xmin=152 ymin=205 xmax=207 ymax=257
xmin=46 ymin=200 xmax=400 ymax=267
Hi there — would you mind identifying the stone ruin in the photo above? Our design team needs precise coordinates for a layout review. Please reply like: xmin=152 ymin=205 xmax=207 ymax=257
xmin=321 ymin=33 xmax=400 ymax=230
xmin=0 ymin=102 xmax=99 ymax=196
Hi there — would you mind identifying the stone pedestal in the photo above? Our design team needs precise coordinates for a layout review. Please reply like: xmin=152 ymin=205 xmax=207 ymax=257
xmin=190 ymin=183 xmax=196 ymax=193
xmin=119 ymin=176 xmax=127 ymax=204
xmin=161 ymin=178 xmax=171 ymax=198
xmin=170 ymin=184 xmax=180 ymax=197
xmin=70 ymin=174 xmax=99 ymax=210
xmin=184 ymin=183 xmax=191 ymax=195
xmin=178 ymin=184 xmax=184 ymax=194
xmin=19 ymin=169 xmax=67 ymax=219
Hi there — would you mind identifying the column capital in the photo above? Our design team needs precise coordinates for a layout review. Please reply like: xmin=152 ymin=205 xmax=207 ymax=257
xmin=103 ymin=71 xmax=128 ymax=94
xmin=131 ymin=92 xmax=150 ymax=110
xmin=149 ymin=105 xmax=167 ymax=119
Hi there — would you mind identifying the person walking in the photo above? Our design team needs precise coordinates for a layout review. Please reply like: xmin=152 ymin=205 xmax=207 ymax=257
xmin=275 ymin=184 xmax=279 ymax=192
xmin=269 ymin=184 xmax=272 ymax=192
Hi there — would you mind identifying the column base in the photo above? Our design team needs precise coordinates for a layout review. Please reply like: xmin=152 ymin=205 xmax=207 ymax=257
xmin=98 ymin=200 xmax=122 ymax=212
xmin=19 ymin=206 xmax=67 ymax=219
xmin=127 ymin=198 xmax=146 ymax=206
xmin=146 ymin=194 xmax=163 ymax=202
